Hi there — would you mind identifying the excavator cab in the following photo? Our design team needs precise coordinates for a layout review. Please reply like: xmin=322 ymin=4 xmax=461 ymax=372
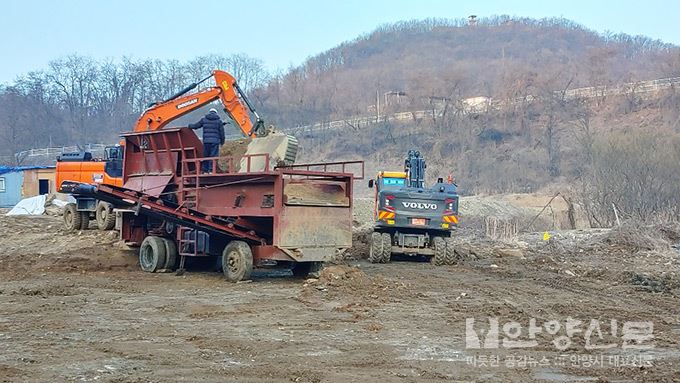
xmin=104 ymin=145 xmax=123 ymax=179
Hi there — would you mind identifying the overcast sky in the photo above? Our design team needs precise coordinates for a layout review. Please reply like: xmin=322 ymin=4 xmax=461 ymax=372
xmin=0 ymin=0 xmax=678 ymax=84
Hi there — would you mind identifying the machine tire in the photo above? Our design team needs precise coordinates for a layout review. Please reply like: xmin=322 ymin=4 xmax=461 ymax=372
xmin=63 ymin=203 xmax=82 ymax=232
xmin=380 ymin=232 xmax=392 ymax=263
xmin=162 ymin=237 xmax=178 ymax=271
xmin=432 ymin=236 xmax=447 ymax=266
xmin=222 ymin=241 xmax=253 ymax=282
xmin=139 ymin=236 xmax=167 ymax=273
xmin=79 ymin=211 xmax=90 ymax=230
xmin=368 ymin=232 xmax=384 ymax=263
xmin=444 ymin=237 xmax=457 ymax=265
xmin=95 ymin=202 xmax=116 ymax=231
xmin=292 ymin=261 xmax=323 ymax=278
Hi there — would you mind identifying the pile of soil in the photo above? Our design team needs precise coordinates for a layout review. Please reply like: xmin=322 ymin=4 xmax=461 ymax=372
xmin=218 ymin=137 xmax=251 ymax=172
xmin=525 ymin=221 xmax=680 ymax=258
xmin=317 ymin=264 xmax=368 ymax=285
xmin=589 ymin=221 xmax=680 ymax=253
xmin=0 ymin=215 xmax=137 ymax=277
xmin=301 ymin=265 xmax=408 ymax=305
xmin=284 ymin=181 xmax=349 ymax=206
xmin=346 ymin=198 xmax=374 ymax=259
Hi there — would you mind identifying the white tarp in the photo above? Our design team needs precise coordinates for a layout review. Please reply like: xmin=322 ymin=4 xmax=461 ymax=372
xmin=51 ymin=195 xmax=76 ymax=207
xmin=6 ymin=195 xmax=47 ymax=216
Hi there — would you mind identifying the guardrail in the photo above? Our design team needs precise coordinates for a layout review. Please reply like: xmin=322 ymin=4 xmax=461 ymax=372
xmin=15 ymin=143 xmax=108 ymax=160
xmin=288 ymin=76 xmax=680 ymax=135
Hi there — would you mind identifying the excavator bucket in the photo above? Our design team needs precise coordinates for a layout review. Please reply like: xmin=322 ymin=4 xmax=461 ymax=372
xmin=241 ymin=131 xmax=299 ymax=172
xmin=219 ymin=131 xmax=299 ymax=173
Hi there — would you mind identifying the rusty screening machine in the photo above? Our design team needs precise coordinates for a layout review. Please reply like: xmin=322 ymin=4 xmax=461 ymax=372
xmin=63 ymin=127 xmax=362 ymax=282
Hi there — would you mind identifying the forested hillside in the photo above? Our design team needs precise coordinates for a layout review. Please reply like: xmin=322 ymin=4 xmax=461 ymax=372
xmin=255 ymin=16 xmax=680 ymax=126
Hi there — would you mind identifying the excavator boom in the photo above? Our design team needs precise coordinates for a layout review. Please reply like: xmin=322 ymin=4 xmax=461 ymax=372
xmin=133 ymin=70 xmax=264 ymax=137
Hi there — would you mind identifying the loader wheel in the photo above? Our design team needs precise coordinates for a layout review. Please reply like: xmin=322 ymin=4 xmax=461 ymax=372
xmin=162 ymin=237 xmax=178 ymax=271
xmin=432 ymin=236 xmax=447 ymax=266
xmin=79 ymin=212 xmax=90 ymax=230
xmin=444 ymin=237 xmax=458 ymax=265
xmin=368 ymin=232 xmax=384 ymax=263
xmin=381 ymin=232 xmax=392 ymax=263
xmin=95 ymin=202 xmax=116 ymax=231
xmin=63 ymin=203 xmax=82 ymax=232
xmin=222 ymin=241 xmax=253 ymax=282
xmin=292 ymin=261 xmax=323 ymax=278
xmin=139 ymin=236 xmax=167 ymax=273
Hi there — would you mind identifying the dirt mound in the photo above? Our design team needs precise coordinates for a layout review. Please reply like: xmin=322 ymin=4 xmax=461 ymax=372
xmin=302 ymin=265 xmax=407 ymax=305
xmin=343 ymin=198 xmax=374 ymax=260
xmin=347 ymin=224 xmax=372 ymax=260
xmin=0 ymin=214 xmax=137 ymax=277
xmin=218 ymin=137 xmax=251 ymax=171
xmin=318 ymin=264 xmax=368 ymax=285
xmin=36 ymin=247 xmax=137 ymax=273
xmin=531 ymin=222 xmax=680 ymax=257
xmin=593 ymin=223 xmax=674 ymax=252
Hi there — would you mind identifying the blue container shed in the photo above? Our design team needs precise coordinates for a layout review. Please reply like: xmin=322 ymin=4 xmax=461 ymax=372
xmin=0 ymin=166 xmax=56 ymax=208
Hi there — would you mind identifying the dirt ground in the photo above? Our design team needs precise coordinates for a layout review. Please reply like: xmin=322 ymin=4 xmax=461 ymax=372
xmin=1 ymin=206 xmax=679 ymax=382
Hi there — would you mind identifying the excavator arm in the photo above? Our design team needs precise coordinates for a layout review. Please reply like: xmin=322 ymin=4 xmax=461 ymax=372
xmin=133 ymin=70 xmax=265 ymax=137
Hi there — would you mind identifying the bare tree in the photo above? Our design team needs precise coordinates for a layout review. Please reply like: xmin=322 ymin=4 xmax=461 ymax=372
xmin=46 ymin=55 xmax=100 ymax=142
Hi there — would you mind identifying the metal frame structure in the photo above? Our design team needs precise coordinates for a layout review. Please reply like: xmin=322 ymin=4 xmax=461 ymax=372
xmin=66 ymin=127 xmax=363 ymax=269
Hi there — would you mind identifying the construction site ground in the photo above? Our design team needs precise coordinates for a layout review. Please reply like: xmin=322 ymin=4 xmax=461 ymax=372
xmin=1 ymin=196 xmax=679 ymax=382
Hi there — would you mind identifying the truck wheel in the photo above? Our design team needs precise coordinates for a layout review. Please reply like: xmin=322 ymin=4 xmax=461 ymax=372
xmin=95 ymin=202 xmax=116 ymax=231
xmin=444 ymin=237 xmax=457 ymax=265
xmin=222 ymin=241 xmax=253 ymax=282
xmin=368 ymin=232 xmax=384 ymax=263
xmin=139 ymin=236 xmax=167 ymax=273
xmin=292 ymin=261 xmax=323 ymax=278
xmin=63 ymin=203 xmax=82 ymax=232
xmin=79 ymin=212 xmax=90 ymax=230
xmin=381 ymin=232 xmax=392 ymax=263
xmin=432 ymin=236 xmax=447 ymax=266
xmin=162 ymin=237 xmax=178 ymax=271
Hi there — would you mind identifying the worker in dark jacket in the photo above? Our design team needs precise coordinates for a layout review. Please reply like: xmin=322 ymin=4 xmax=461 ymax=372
xmin=189 ymin=108 xmax=225 ymax=173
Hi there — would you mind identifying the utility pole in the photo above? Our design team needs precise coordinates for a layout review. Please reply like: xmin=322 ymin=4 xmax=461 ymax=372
xmin=376 ymin=88 xmax=380 ymax=122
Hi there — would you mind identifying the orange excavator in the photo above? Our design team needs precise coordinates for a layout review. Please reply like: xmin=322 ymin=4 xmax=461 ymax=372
xmin=57 ymin=70 xmax=290 ymax=231
xmin=133 ymin=70 xmax=266 ymax=135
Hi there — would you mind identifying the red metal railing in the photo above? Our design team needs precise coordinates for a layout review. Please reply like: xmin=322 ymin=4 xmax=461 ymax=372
xmin=180 ymin=153 xmax=272 ymax=176
xmin=279 ymin=160 xmax=365 ymax=179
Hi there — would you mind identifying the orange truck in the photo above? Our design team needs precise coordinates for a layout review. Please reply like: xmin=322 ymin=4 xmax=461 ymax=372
xmin=57 ymin=146 xmax=124 ymax=231
xmin=58 ymin=70 xmax=283 ymax=232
